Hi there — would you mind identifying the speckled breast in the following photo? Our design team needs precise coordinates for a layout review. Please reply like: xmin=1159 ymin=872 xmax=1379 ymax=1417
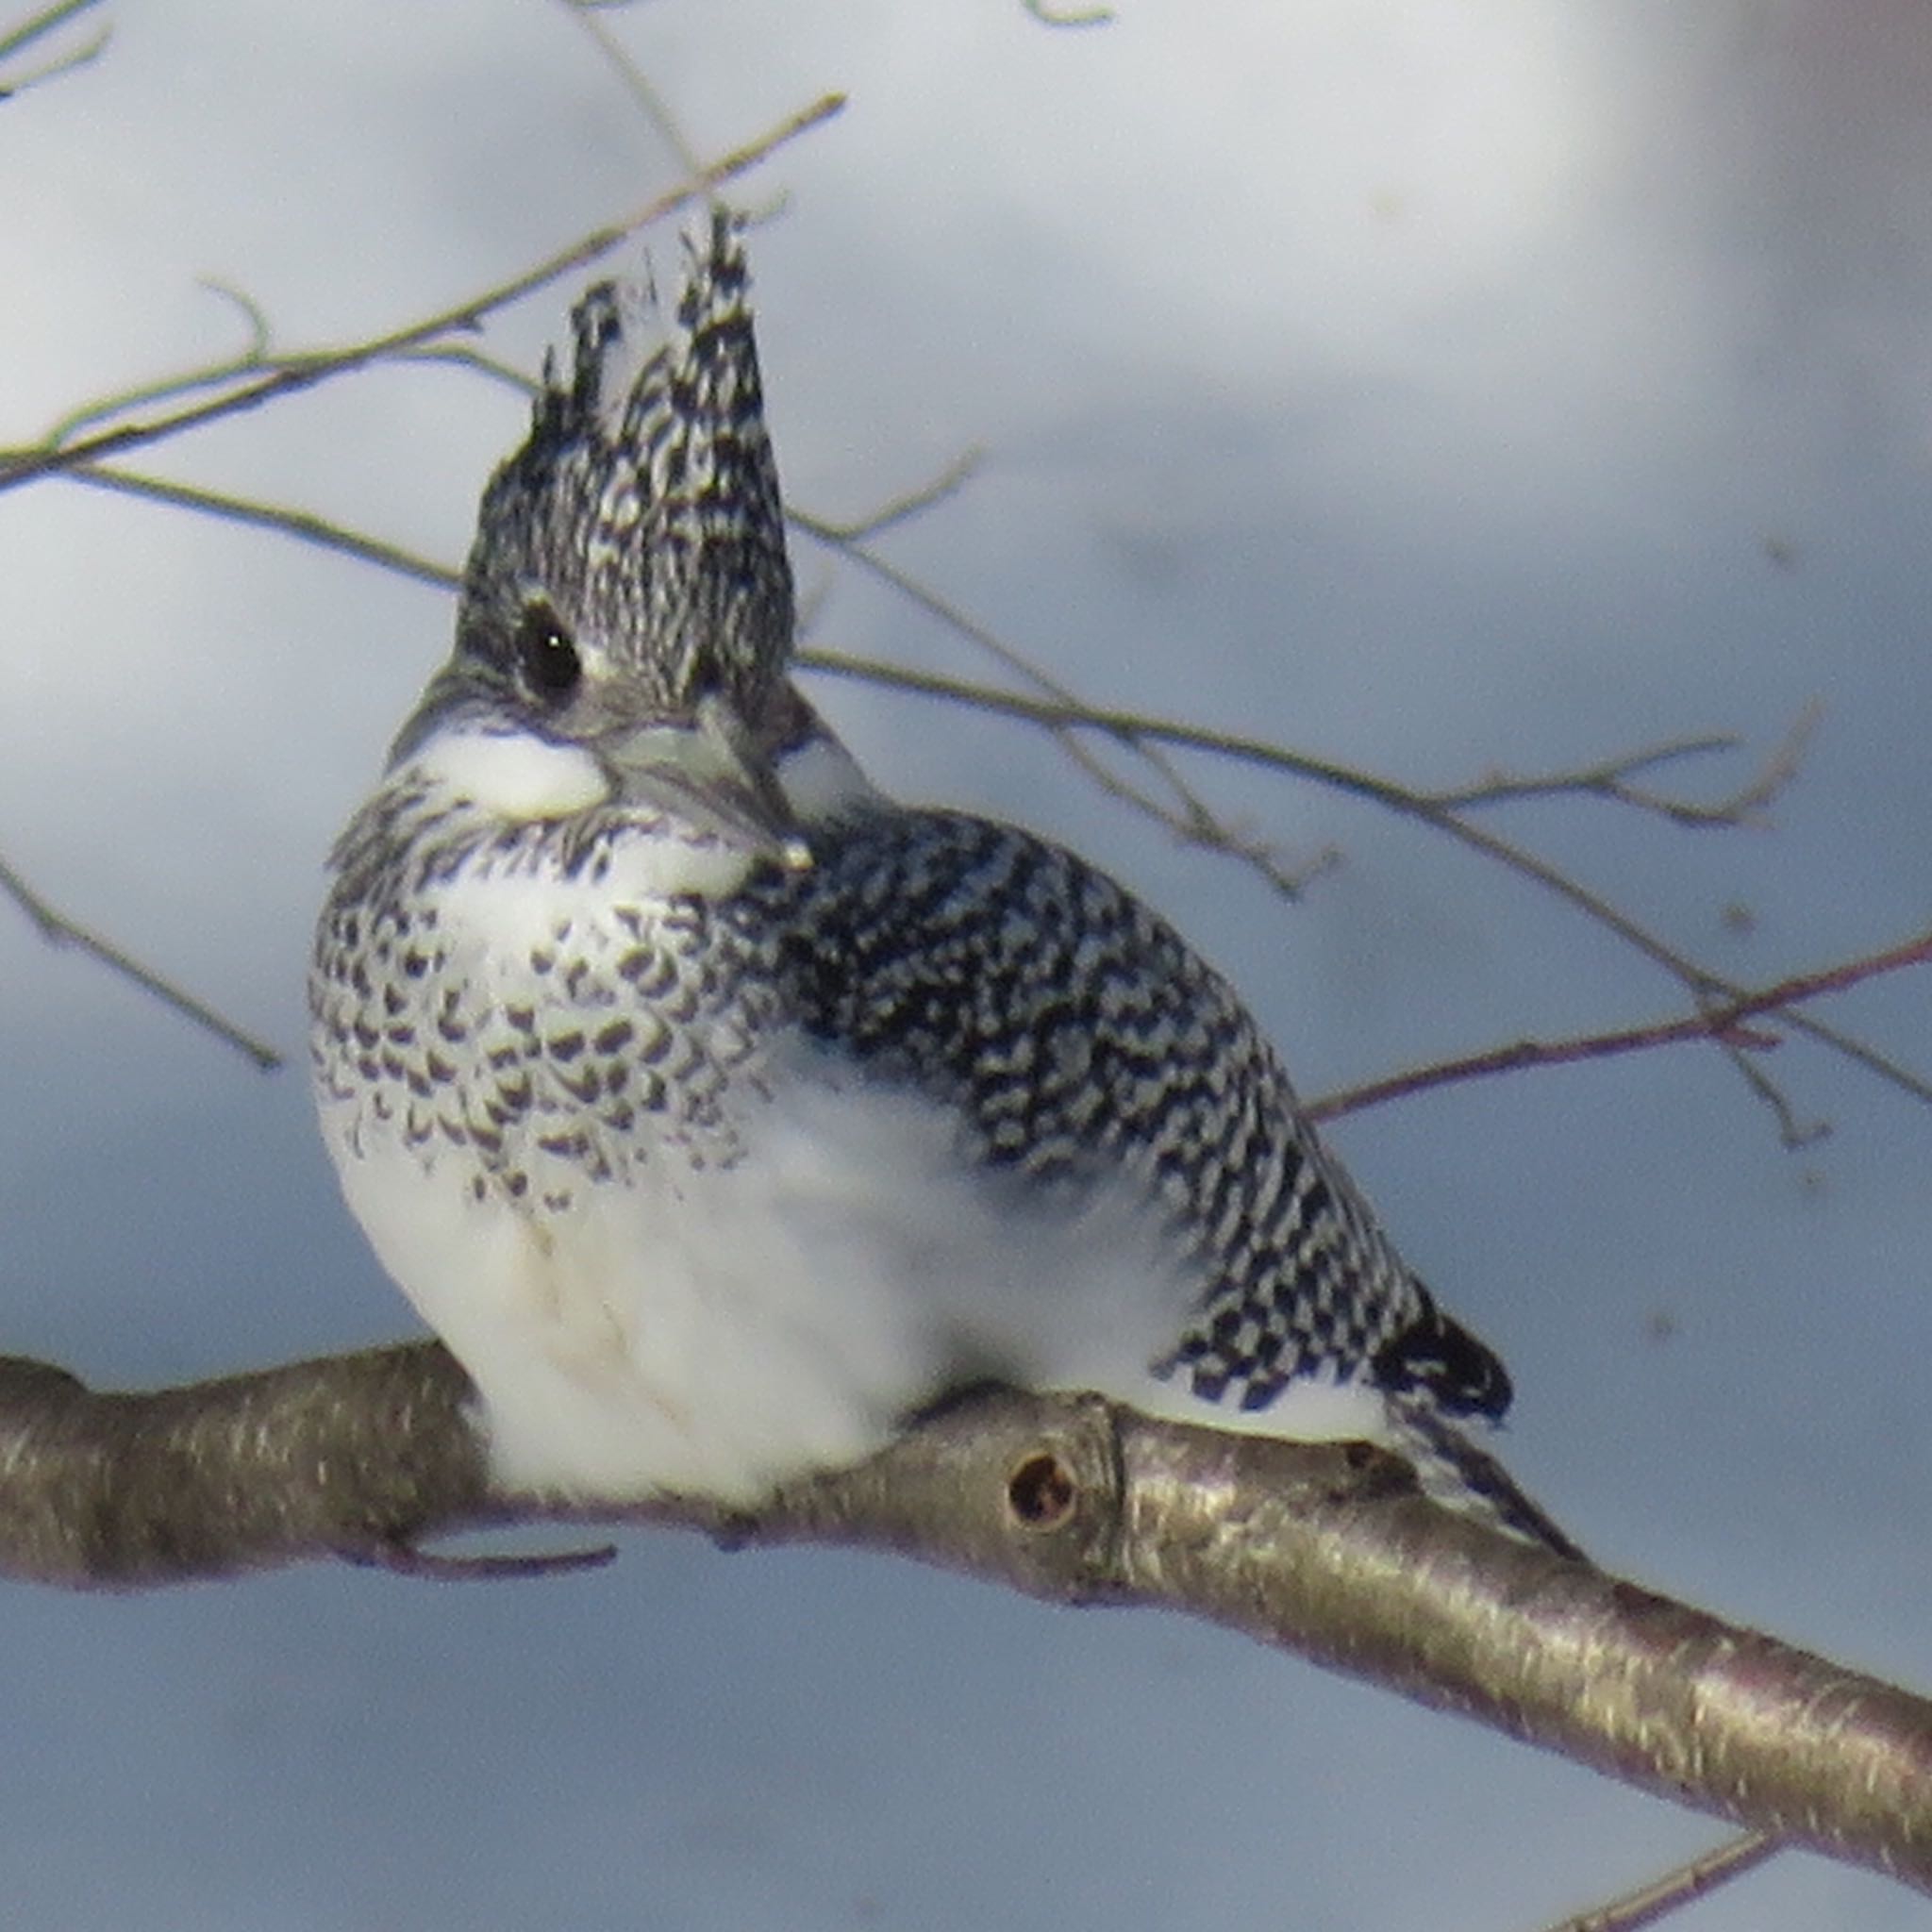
xmin=310 ymin=802 xmax=785 ymax=1220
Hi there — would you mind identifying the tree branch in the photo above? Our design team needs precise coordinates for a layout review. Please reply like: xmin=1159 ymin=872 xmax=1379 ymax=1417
xmin=1308 ymin=925 xmax=1932 ymax=1122
xmin=0 ymin=90 xmax=844 ymax=496
xmin=0 ymin=0 xmax=108 ymax=99
xmin=0 ymin=1342 xmax=1926 ymax=1897
xmin=0 ymin=852 xmax=282 ymax=1071
xmin=796 ymin=651 xmax=1932 ymax=1137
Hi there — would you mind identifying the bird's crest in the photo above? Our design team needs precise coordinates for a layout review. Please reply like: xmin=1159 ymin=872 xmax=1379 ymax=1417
xmin=458 ymin=208 xmax=794 ymax=716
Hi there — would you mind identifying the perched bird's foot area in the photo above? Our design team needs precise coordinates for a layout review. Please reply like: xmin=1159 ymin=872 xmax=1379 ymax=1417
xmin=900 ymin=1374 xmax=1015 ymax=1429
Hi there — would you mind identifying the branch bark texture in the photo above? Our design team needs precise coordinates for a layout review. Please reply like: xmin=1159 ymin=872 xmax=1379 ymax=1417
xmin=0 ymin=1344 xmax=1925 ymax=1895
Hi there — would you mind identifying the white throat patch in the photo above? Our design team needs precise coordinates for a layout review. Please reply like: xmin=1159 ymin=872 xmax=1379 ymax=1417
xmin=414 ymin=724 xmax=609 ymax=821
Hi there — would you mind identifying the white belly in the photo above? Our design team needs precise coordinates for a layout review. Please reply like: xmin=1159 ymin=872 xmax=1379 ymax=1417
xmin=322 ymin=1046 xmax=1393 ymax=1505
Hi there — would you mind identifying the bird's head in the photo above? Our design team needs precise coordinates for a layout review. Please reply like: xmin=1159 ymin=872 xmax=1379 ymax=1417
xmin=396 ymin=208 xmax=808 ymax=868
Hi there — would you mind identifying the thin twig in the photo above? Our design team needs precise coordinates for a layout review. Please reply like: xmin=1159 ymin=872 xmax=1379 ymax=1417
xmin=560 ymin=0 xmax=708 ymax=180
xmin=0 ymin=855 xmax=281 ymax=1071
xmin=1439 ymin=733 xmax=1742 ymax=809
xmin=1308 ymin=928 xmax=1932 ymax=1120
xmin=339 ymin=1536 xmax=617 ymax=1582
xmin=1538 ymin=1831 xmax=1780 ymax=1932
xmin=791 ymin=512 xmax=1304 ymax=898
xmin=62 ymin=464 xmax=461 ymax=591
xmin=1057 ymin=733 xmax=1340 ymax=898
xmin=0 ymin=1 xmax=107 ymax=98
xmin=0 ymin=0 xmax=105 ymax=85
xmin=47 ymin=441 xmax=1777 ymax=923
xmin=40 ymin=282 xmax=282 ymax=449
xmin=1434 ymin=702 xmax=1816 ymax=828
xmin=1022 ymin=0 xmax=1115 ymax=25
xmin=0 ymin=0 xmax=96 ymax=61
xmin=27 ymin=446 xmax=1895 ymax=1128
xmin=795 ymin=651 xmax=1922 ymax=1132
xmin=0 ymin=91 xmax=845 ymax=494
xmin=392 ymin=342 xmax=540 ymax=394
xmin=807 ymin=449 xmax=988 ymax=543
xmin=1716 ymin=1035 xmax=1831 ymax=1149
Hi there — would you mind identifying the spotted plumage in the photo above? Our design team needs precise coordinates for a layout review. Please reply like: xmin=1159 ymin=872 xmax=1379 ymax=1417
xmin=733 ymin=811 xmax=1507 ymax=1419
xmin=311 ymin=209 xmax=1576 ymax=1557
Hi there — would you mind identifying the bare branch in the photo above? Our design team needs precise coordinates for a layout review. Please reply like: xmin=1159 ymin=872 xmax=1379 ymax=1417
xmin=15 ymin=438 xmax=1903 ymax=1133
xmin=1438 ymin=732 xmax=1744 ymax=810
xmin=796 ymin=650 xmax=1925 ymax=1132
xmin=0 ymin=95 xmax=841 ymax=1063
xmin=0 ymin=853 xmax=281 ymax=1070
xmin=62 ymin=463 xmax=461 ymax=591
xmin=805 ymin=449 xmax=988 ymax=543
xmin=0 ymin=0 xmax=108 ymax=98
xmin=38 ymin=281 xmax=287 ymax=450
xmin=560 ymin=0 xmax=710 ymax=189
xmin=22 ymin=336 xmax=1842 ymax=1107
xmin=791 ymin=514 xmax=1332 ymax=903
xmin=0 ymin=0 xmax=98 ymax=62
xmin=1053 ymin=731 xmax=1343 ymax=899
xmin=0 ymin=1343 xmax=1927 ymax=1898
xmin=1539 ymin=1832 xmax=1781 ymax=1932
xmin=1433 ymin=700 xmax=1818 ymax=830
xmin=1022 ymin=0 xmax=1115 ymax=25
xmin=0 ymin=91 xmax=845 ymax=495
xmin=1309 ymin=927 xmax=1932 ymax=1122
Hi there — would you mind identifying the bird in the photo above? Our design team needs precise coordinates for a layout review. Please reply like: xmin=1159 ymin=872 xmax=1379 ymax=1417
xmin=310 ymin=208 xmax=1577 ymax=1560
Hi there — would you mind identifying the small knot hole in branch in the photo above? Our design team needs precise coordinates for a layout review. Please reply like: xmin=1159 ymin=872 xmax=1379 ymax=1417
xmin=1007 ymin=1449 xmax=1077 ymax=1530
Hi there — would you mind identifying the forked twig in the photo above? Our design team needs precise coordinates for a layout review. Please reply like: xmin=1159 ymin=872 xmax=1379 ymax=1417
xmin=798 ymin=650 xmax=1920 ymax=1141
xmin=791 ymin=508 xmax=1332 ymax=902
xmin=1433 ymin=702 xmax=1817 ymax=827
xmin=0 ymin=91 xmax=845 ymax=494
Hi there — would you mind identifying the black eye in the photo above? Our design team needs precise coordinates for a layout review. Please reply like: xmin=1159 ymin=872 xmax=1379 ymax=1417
xmin=515 ymin=605 xmax=582 ymax=701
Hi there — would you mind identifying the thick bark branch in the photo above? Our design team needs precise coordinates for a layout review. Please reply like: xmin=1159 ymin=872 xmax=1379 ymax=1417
xmin=0 ymin=1344 xmax=1926 ymax=1895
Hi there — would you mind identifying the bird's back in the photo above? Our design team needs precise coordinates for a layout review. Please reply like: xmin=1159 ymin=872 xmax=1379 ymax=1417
xmin=734 ymin=802 xmax=1512 ymax=1433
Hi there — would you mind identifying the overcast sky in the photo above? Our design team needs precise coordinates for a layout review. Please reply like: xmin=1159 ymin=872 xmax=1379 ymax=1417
xmin=5 ymin=3 xmax=1932 ymax=1927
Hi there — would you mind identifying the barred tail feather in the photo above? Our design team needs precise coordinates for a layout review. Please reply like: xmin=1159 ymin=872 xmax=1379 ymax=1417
xmin=1386 ymin=1394 xmax=1587 ymax=1563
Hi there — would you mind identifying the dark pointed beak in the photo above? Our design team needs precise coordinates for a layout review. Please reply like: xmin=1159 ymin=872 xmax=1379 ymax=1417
xmin=604 ymin=692 xmax=812 ymax=872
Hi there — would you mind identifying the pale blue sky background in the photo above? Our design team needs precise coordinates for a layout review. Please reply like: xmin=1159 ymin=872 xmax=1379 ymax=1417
xmin=3 ymin=3 xmax=1932 ymax=1926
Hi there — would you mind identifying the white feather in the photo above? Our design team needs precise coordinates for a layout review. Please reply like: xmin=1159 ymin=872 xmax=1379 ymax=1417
xmin=323 ymin=1024 xmax=1390 ymax=1504
xmin=413 ymin=725 xmax=608 ymax=820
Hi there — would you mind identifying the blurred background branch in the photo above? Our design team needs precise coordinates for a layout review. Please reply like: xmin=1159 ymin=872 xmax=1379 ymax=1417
xmin=0 ymin=0 xmax=108 ymax=101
